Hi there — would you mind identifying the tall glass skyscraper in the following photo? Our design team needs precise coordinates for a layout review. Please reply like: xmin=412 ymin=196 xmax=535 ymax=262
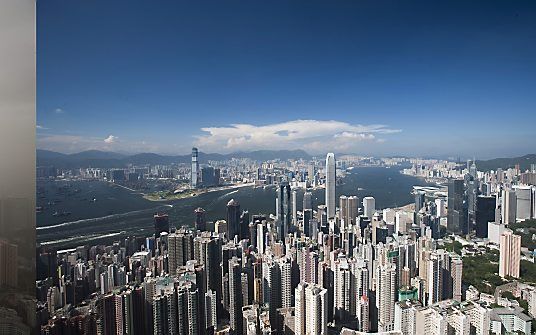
xmin=325 ymin=153 xmax=336 ymax=218
xmin=191 ymin=147 xmax=199 ymax=189
xmin=276 ymin=182 xmax=291 ymax=241
xmin=447 ymin=178 xmax=466 ymax=233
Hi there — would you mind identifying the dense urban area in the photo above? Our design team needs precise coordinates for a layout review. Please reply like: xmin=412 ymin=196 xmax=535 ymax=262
xmin=20 ymin=150 xmax=536 ymax=334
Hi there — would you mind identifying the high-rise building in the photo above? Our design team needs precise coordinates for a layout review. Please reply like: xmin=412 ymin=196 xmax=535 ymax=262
xmin=317 ymin=205 xmax=327 ymax=229
xmin=377 ymin=263 xmax=396 ymax=332
xmin=295 ymin=282 xmax=328 ymax=335
xmin=201 ymin=166 xmax=220 ymax=187
xmin=532 ymin=187 xmax=536 ymax=220
xmin=467 ymin=178 xmax=478 ymax=232
xmin=450 ymin=256 xmax=463 ymax=302
xmin=194 ymin=207 xmax=206 ymax=231
xmin=299 ymin=248 xmax=319 ymax=285
xmin=426 ymin=253 xmax=443 ymax=306
xmin=334 ymin=255 xmax=352 ymax=321
xmin=152 ymin=282 xmax=199 ymax=335
xmin=295 ymin=282 xmax=306 ymax=335
xmin=292 ymin=190 xmax=298 ymax=226
xmin=446 ymin=310 xmax=470 ymax=335
xmin=435 ymin=198 xmax=446 ymax=218
xmin=278 ymin=257 xmax=292 ymax=309
xmin=228 ymin=257 xmax=243 ymax=334
xmin=447 ymin=178 xmax=466 ymax=233
xmin=226 ymin=199 xmax=241 ymax=241
xmin=194 ymin=236 xmax=223 ymax=316
xmin=415 ymin=307 xmax=447 ymax=334
xmin=464 ymin=301 xmax=490 ymax=335
xmin=501 ymin=189 xmax=517 ymax=224
xmin=308 ymin=163 xmax=316 ymax=182
xmin=276 ymin=182 xmax=291 ymax=241
xmin=348 ymin=196 xmax=359 ymax=225
xmin=363 ymin=197 xmax=375 ymax=220
xmin=325 ymin=153 xmax=336 ymax=218
xmin=303 ymin=209 xmax=313 ymax=236
xmin=394 ymin=300 xmax=421 ymax=335
xmin=262 ymin=258 xmax=282 ymax=326
xmin=514 ymin=185 xmax=532 ymax=221
xmin=415 ymin=191 xmax=425 ymax=213
xmin=340 ymin=195 xmax=359 ymax=226
xmin=348 ymin=258 xmax=369 ymax=325
xmin=154 ymin=213 xmax=169 ymax=238
xmin=305 ymin=284 xmax=328 ymax=335
xmin=499 ymin=229 xmax=521 ymax=278
xmin=119 ymin=288 xmax=141 ymax=335
xmin=191 ymin=147 xmax=199 ymax=189
xmin=475 ymin=195 xmax=496 ymax=238
xmin=469 ymin=160 xmax=477 ymax=179
xmin=168 ymin=230 xmax=194 ymax=274
xmin=303 ymin=191 xmax=313 ymax=211
xmin=340 ymin=195 xmax=348 ymax=224
xmin=257 ymin=223 xmax=266 ymax=255
xmin=205 ymin=290 xmax=217 ymax=332
xmin=96 ymin=293 xmax=119 ymax=335
xmin=240 ymin=210 xmax=250 ymax=241
xmin=357 ymin=295 xmax=370 ymax=332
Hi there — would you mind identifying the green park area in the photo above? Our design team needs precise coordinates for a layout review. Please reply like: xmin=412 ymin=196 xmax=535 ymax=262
xmin=441 ymin=219 xmax=536 ymax=294
xmin=455 ymin=221 xmax=536 ymax=330
xmin=144 ymin=189 xmax=202 ymax=201
xmin=462 ymin=250 xmax=536 ymax=294
xmin=462 ymin=249 xmax=503 ymax=294
xmin=510 ymin=219 xmax=536 ymax=250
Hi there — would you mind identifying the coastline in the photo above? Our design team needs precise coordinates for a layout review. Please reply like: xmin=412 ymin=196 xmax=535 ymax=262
xmin=141 ymin=182 xmax=256 ymax=202
xmin=399 ymin=170 xmax=447 ymax=186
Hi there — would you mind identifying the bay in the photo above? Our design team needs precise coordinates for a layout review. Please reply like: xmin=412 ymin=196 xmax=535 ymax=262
xmin=37 ymin=166 xmax=433 ymax=248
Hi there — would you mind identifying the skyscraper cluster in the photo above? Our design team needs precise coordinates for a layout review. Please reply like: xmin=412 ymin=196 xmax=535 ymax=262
xmin=36 ymin=154 xmax=536 ymax=335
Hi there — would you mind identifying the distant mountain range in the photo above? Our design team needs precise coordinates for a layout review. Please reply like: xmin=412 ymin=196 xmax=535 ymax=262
xmin=476 ymin=154 xmax=536 ymax=172
xmin=36 ymin=149 xmax=312 ymax=168
xmin=37 ymin=149 xmax=536 ymax=171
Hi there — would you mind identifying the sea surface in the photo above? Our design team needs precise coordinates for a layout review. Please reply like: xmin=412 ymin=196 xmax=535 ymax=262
xmin=37 ymin=167 xmax=433 ymax=249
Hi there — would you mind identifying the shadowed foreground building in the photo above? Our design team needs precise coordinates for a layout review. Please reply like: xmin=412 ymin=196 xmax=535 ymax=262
xmin=153 ymin=213 xmax=169 ymax=238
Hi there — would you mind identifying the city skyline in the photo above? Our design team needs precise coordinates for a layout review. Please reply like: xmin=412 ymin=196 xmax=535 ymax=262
xmin=35 ymin=131 xmax=536 ymax=334
xmin=37 ymin=1 xmax=536 ymax=158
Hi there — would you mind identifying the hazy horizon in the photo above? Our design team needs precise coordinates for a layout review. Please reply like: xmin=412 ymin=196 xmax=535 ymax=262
xmin=36 ymin=146 xmax=536 ymax=162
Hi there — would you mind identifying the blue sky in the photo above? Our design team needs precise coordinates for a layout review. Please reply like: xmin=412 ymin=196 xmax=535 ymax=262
xmin=37 ymin=1 xmax=536 ymax=158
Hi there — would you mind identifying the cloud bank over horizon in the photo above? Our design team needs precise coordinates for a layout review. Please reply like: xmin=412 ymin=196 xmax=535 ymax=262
xmin=194 ymin=119 xmax=401 ymax=154
xmin=36 ymin=119 xmax=401 ymax=155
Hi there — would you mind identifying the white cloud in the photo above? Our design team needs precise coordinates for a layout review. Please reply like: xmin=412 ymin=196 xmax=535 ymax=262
xmin=35 ymin=119 xmax=401 ymax=155
xmin=194 ymin=119 xmax=401 ymax=153
xmin=36 ymin=124 xmax=48 ymax=130
xmin=104 ymin=135 xmax=118 ymax=144
xmin=334 ymin=132 xmax=376 ymax=140
xmin=54 ymin=108 xmax=64 ymax=114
